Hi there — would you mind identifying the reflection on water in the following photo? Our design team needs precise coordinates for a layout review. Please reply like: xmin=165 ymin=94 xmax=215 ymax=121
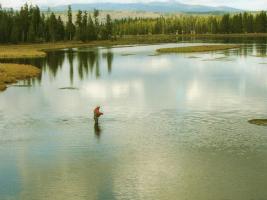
xmin=0 ymin=38 xmax=267 ymax=200
xmin=0 ymin=40 xmax=267 ymax=83
xmin=0 ymin=47 xmax=115 ymax=82
xmin=67 ymin=49 xmax=75 ymax=85
xmin=103 ymin=50 xmax=114 ymax=74
xmin=43 ymin=48 xmax=114 ymax=80
xmin=94 ymin=123 xmax=102 ymax=139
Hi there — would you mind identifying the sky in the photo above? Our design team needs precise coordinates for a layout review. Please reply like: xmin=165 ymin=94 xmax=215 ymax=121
xmin=0 ymin=0 xmax=267 ymax=10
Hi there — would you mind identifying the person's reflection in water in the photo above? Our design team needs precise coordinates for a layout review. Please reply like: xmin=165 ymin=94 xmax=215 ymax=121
xmin=94 ymin=122 xmax=102 ymax=139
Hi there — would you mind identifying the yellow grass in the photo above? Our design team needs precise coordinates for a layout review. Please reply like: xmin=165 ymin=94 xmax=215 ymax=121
xmin=248 ymin=119 xmax=267 ymax=126
xmin=0 ymin=41 xmax=135 ymax=59
xmin=157 ymin=44 xmax=241 ymax=53
xmin=0 ymin=48 xmax=46 ymax=59
xmin=0 ymin=63 xmax=41 ymax=91
xmin=0 ymin=42 xmax=83 ymax=59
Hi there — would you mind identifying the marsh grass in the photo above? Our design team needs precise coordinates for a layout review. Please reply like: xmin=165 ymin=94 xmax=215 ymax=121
xmin=59 ymin=87 xmax=79 ymax=90
xmin=148 ymin=54 xmax=159 ymax=56
xmin=187 ymin=56 xmax=200 ymax=59
xmin=121 ymin=53 xmax=136 ymax=56
xmin=0 ymin=48 xmax=46 ymax=59
xmin=157 ymin=45 xmax=241 ymax=53
xmin=248 ymin=119 xmax=267 ymax=126
xmin=253 ymin=55 xmax=267 ymax=58
xmin=202 ymin=56 xmax=235 ymax=62
xmin=0 ymin=63 xmax=41 ymax=91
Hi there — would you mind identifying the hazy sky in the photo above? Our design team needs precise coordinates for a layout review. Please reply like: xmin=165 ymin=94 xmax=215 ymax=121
xmin=1 ymin=0 xmax=267 ymax=10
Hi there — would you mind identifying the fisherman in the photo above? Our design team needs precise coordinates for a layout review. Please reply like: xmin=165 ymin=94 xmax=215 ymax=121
xmin=93 ymin=106 xmax=103 ymax=124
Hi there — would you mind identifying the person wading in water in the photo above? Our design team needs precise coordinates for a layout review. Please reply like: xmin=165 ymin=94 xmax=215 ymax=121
xmin=93 ymin=106 xmax=103 ymax=124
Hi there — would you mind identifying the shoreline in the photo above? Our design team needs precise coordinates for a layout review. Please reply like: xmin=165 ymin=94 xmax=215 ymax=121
xmin=0 ymin=33 xmax=266 ymax=59
xmin=157 ymin=44 xmax=242 ymax=53
xmin=0 ymin=63 xmax=41 ymax=91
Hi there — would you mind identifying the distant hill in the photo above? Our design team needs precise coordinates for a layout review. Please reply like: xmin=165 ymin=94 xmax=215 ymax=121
xmin=41 ymin=2 xmax=242 ymax=13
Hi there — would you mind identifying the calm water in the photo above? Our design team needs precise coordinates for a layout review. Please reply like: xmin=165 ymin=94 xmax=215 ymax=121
xmin=1 ymin=40 xmax=267 ymax=200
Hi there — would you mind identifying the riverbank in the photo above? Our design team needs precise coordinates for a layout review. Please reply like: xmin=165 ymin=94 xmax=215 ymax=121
xmin=0 ymin=33 xmax=266 ymax=59
xmin=157 ymin=44 xmax=241 ymax=53
xmin=0 ymin=64 xmax=41 ymax=91
xmin=0 ymin=36 xmax=177 ymax=59
xmin=248 ymin=119 xmax=267 ymax=126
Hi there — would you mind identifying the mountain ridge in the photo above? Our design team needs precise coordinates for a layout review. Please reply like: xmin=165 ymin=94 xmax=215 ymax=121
xmin=40 ymin=2 xmax=243 ymax=13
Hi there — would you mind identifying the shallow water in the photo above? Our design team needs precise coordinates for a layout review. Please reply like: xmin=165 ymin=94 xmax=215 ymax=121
xmin=1 ymin=41 xmax=267 ymax=200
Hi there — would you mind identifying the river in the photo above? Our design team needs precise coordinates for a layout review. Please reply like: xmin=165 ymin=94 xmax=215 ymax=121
xmin=0 ymin=39 xmax=267 ymax=200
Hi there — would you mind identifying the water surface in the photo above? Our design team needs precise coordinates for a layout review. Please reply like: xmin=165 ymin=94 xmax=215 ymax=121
xmin=1 ymin=40 xmax=267 ymax=200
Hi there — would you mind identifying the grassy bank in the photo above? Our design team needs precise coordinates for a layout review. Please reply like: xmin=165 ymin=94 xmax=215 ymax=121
xmin=0 ymin=33 xmax=266 ymax=59
xmin=248 ymin=119 xmax=267 ymax=126
xmin=157 ymin=44 xmax=241 ymax=53
xmin=0 ymin=63 xmax=41 ymax=91
xmin=0 ymin=36 xmax=178 ymax=59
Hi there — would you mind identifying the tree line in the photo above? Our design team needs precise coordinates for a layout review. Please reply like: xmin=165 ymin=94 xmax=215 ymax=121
xmin=113 ymin=12 xmax=267 ymax=35
xmin=0 ymin=4 xmax=112 ymax=43
xmin=0 ymin=3 xmax=266 ymax=43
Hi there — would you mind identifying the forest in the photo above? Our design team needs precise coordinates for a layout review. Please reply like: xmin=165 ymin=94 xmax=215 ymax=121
xmin=0 ymin=3 xmax=266 ymax=43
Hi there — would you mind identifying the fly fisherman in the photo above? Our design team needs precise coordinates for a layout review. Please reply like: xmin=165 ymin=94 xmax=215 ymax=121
xmin=93 ymin=106 xmax=103 ymax=124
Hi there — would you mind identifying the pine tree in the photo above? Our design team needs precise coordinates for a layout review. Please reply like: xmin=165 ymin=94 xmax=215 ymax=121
xmin=57 ymin=16 xmax=65 ymax=40
xmin=20 ymin=3 xmax=30 ymax=42
xmin=93 ymin=9 xmax=99 ymax=39
xmin=66 ymin=5 xmax=75 ymax=40
xmin=75 ymin=10 xmax=82 ymax=40
xmin=87 ymin=14 xmax=96 ymax=40
xmin=47 ymin=12 xmax=57 ymax=42
xmin=81 ymin=11 xmax=88 ymax=41
xmin=220 ymin=14 xmax=230 ymax=33
xmin=103 ymin=14 xmax=112 ymax=39
xmin=255 ymin=11 xmax=267 ymax=33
